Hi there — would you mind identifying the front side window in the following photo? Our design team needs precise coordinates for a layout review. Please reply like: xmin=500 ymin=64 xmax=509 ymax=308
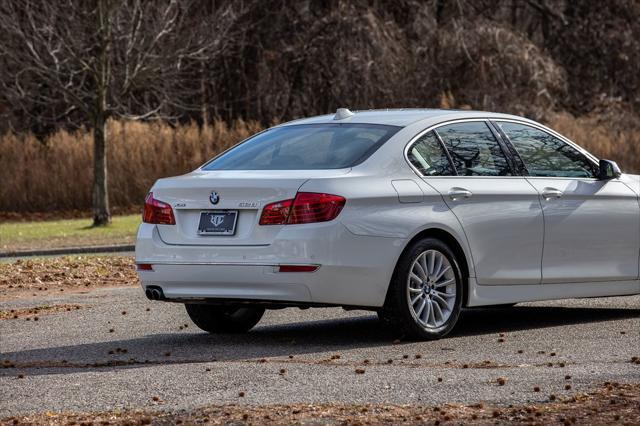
xmin=407 ymin=131 xmax=455 ymax=176
xmin=203 ymin=123 xmax=400 ymax=170
xmin=496 ymin=122 xmax=598 ymax=178
xmin=435 ymin=121 xmax=512 ymax=176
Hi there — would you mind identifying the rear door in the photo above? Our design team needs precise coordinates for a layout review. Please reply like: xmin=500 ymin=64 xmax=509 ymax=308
xmin=495 ymin=120 xmax=640 ymax=283
xmin=408 ymin=120 xmax=544 ymax=285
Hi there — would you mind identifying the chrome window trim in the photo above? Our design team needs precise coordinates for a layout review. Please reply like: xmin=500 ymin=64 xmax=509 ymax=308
xmin=403 ymin=117 xmax=602 ymax=180
xmin=403 ymin=118 xmax=520 ymax=179
xmin=491 ymin=119 xmax=601 ymax=180
xmin=406 ymin=126 xmax=459 ymax=176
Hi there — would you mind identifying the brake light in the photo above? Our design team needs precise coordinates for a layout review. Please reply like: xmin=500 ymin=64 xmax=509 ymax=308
xmin=288 ymin=192 xmax=346 ymax=224
xmin=259 ymin=199 xmax=293 ymax=225
xmin=259 ymin=192 xmax=345 ymax=225
xmin=143 ymin=192 xmax=176 ymax=225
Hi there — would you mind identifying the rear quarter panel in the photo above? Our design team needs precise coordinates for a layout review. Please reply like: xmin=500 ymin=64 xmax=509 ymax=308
xmin=298 ymin=169 xmax=476 ymax=284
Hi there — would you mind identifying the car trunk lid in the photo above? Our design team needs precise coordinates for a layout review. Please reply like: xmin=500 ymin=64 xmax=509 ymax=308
xmin=151 ymin=169 xmax=349 ymax=246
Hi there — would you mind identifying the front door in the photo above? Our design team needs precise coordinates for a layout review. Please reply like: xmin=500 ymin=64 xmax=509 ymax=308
xmin=495 ymin=120 xmax=640 ymax=283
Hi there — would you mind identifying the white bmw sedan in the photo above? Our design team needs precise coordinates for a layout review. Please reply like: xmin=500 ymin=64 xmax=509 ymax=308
xmin=136 ymin=108 xmax=640 ymax=340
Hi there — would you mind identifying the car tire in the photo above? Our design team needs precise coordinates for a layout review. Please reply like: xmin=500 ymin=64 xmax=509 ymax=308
xmin=379 ymin=237 xmax=464 ymax=340
xmin=185 ymin=304 xmax=265 ymax=333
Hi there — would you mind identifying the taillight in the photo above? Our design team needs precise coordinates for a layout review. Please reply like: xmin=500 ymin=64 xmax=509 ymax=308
xmin=259 ymin=199 xmax=293 ymax=225
xmin=288 ymin=192 xmax=345 ymax=224
xmin=143 ymin=192 xmax=176 ymax=225
xmin=259 ymin=192 xmax=345 ymax=225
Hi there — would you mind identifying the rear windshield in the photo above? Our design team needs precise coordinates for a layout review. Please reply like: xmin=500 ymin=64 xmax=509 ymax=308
xmin=202 ymin=123 xmax=400 ymax=170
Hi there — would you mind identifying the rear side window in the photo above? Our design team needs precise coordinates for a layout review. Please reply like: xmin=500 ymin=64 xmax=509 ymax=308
xmin=203 ymin=123 xmax=400 ymax=170
xmin=435 ymin=122 xmax=512 ymax=176
xmin=496 ymin=122 xmax=598 ymax=178
xmin=407 ymin=131 xmax=455 ymax=176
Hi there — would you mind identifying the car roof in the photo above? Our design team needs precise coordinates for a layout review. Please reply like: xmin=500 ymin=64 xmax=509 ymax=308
xmin=280 ymin=108 xmax=527 ymax=128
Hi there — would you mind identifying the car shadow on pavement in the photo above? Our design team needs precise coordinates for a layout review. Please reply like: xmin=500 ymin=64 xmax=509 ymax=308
xmin=453 ymin=305 xmax=639 ymax=337
xmin=2 ymin=305 xmax=638 ymax=377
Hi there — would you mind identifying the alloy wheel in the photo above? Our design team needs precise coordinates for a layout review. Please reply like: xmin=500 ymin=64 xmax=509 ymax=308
xmin=406 ymin=249 xmax=457 ymax=329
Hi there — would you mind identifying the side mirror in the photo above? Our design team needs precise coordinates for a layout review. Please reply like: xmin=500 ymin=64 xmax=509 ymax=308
xmin=598 ymin=159 xmax=622 ymax=180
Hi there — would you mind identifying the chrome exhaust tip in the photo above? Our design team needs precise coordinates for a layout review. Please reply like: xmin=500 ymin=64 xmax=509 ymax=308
xmin=145 ymin=286 xmax=164 ymax=300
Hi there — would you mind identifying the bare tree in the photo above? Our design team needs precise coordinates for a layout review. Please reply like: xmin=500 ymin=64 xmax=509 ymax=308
xmin=0 ymin=0 xmax=245 ymax=225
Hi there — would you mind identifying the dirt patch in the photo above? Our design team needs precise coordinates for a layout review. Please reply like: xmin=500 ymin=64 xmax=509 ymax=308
xmin=0 ymin=256 xmax=138 ymax=301
xmin=2 ymin=383 xmax=639 ymax=425
xmin=0 ymin=304 xmax=82 ymax=320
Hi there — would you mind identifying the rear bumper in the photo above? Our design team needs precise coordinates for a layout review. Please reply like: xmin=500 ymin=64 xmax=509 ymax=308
xmin=135 ymin=222 xmax=405 ymax=307
xmin=141 ymin=263 xmax=314 ymax=303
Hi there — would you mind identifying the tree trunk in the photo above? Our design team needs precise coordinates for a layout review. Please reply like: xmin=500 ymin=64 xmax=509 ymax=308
xmin=436 ymin=0 xmax=446 ymax=25
xmin=200 ymin=61 xmax=209 ymax=128
xmin=92 ymin=113 xmax=110 ymax=226
xmin=92 ymin=0 xmax=111 ymax=227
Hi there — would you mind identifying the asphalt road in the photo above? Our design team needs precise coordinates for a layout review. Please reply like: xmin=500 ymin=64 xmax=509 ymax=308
xmin=1 ymin=287 xmax=639 ymax=417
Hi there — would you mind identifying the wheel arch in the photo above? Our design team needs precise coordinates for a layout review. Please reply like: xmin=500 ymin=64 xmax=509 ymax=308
xmin=385 ymin=227 xmax=472 ymax=308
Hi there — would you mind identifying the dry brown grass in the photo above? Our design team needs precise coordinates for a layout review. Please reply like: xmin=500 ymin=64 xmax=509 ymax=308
xmin=0 ymin=113 xmax=638 ymax=215
xmin=546 ymin=111 xmax=640 ymax=173
xmin=0 ymin=120 xmax=261 ymax=213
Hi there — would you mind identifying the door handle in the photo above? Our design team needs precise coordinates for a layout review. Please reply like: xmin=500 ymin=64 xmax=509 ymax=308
xmin=448 ymin=187 xmax=473 ymax=201
xmin=542 ymin=187 xmax=563 ymax=200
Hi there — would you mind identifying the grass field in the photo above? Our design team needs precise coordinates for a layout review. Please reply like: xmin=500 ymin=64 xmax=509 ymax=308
xmin=0 ymin=214 xmax=139 ymax=253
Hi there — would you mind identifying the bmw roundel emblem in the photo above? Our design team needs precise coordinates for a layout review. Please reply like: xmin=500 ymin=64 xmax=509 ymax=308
xmin=209 ymin=191 xmax=220 ymax=205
